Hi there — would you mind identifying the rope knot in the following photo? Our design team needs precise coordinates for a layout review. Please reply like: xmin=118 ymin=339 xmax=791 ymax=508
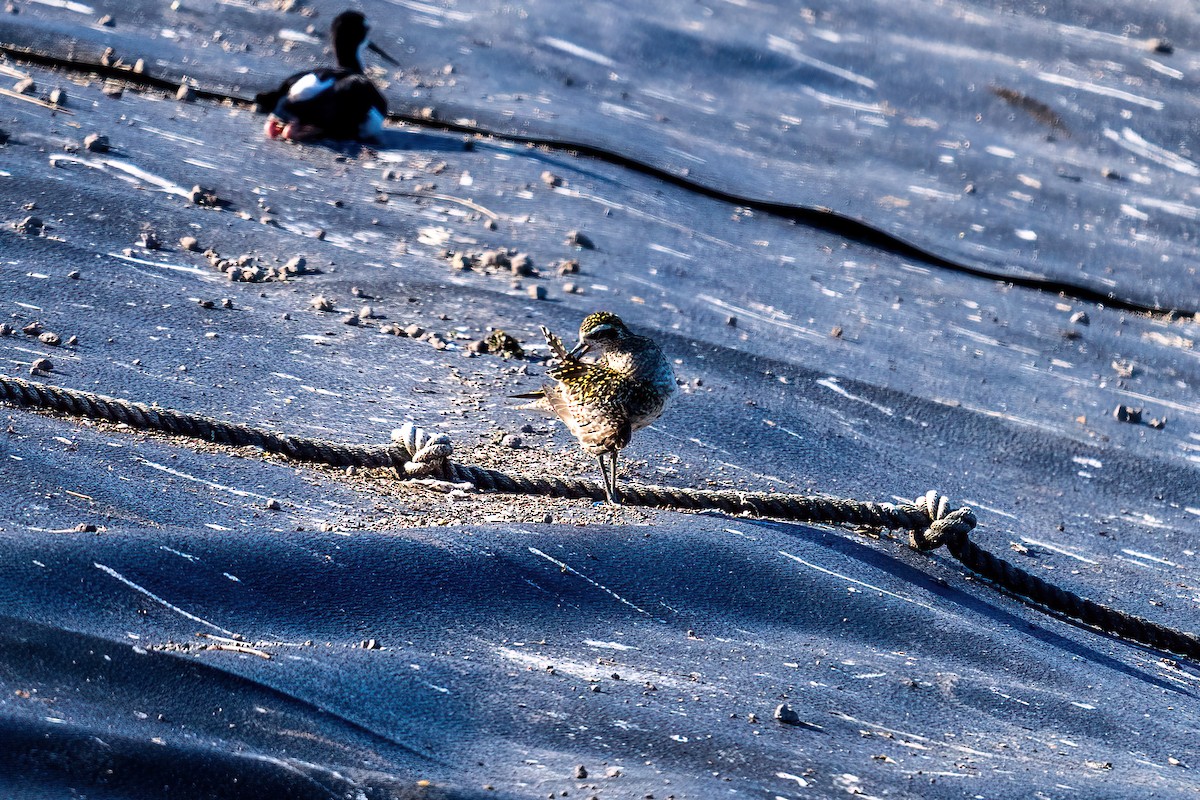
xmin=391 ymin=423 xmax=453 ymax=477
xmin=908 ymin=490 xmax=976 ymax=552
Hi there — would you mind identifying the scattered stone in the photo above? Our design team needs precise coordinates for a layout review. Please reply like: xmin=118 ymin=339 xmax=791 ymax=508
xmin=574 ymin=766 xmax=588 ymax=780
xmin=830 ymin=325 xmax=843 ymax=339
xmin=1101 ymin=167 xmax=1123 ymax=181
xmin=510 ymin=252 xmax=535 ymax=276
xmin=528 ymin=285 xmax=547 ymax=300
xmin=38 ymin=331 xmax=60 ymax=346
xmin=478 ymin=249 xmax=510 ymax=270
xmin=98 ymin=13 xmax=115 ymax=26
xmin=310 ymin=295 xmax=335 ymax=312
xmin=361 ymin=639 xmax=381 ymax=650
xmin=774 ymin=703 xmax=801 ymax=725
xmin=30 ymin=357 xmax=52 ymax=374
xmin=1070 ymin=311 xmax=1089 ymax=325
xmin=1149 ymin=416 xmax=1167 ymax=430
xmin=1149 ymin=38 xmax=1174 ymax=54
xmin=15 ymin=216 xmax=44 ymax=235
xmin=358 ymin=305 xmax=374 ymax=320
xmin=450 ymin=252 xmax=475 ymax=271
xmin=605 ymin=767 xmax=622 ymax=778
xmin=179 ymin=236 xmax=200 ymax=252
xmin=0 ymin=323 xmax=11 ymax=335
xmin=101 ymin=80 xmax=124 ymax=98
xmin=501 ymin=434 xmax=523 ymax=449
xmin=485 ymin=330 xmax=524 ymax=358
xmin=138 ymin=231 xmax=161 ymax=250
xmin=404 ymin=324 xmax=425 ymax=338
xmin=13 ymin=77 xmax=35 ymax=95
xmin=198 ymin=299 xmax=214 ymax=309
xmin=48 ymin=88 xmax=67 ymax=107
xmin=1112 ymin=359 xmax=1135 ymax=378
xmin=341 ymin=314 xmax=360 ymax=326
xmin=265 ymin=498 xmax=281 ymax=511
xmin=483 ymin=218 xmax=497 ymax=230
xmin=75 ymin=523 xmax=98 ymax=533
xmin=189 ymin=185 xmax=222 ymax=207
xmin=557 ymin=259 xmax=580 ymax=275
xmin=65 ymin=335 xmax=78 ymax=346
xmin=468 ymin=339 xmax=489 ymax=354
xmin=562 ymin=282 xmax=580 ymax=294
xmin=100 ymin=47 xmax=116 ymax=66
xmin=283 ymin=255 xmax=307 ymax=274
xmin=1114 ymin=405 xmax=1142 ymax=424
xmin=541 ymin=170 xmax=563 ymax=188
xmin=132 ymin=59 xmax=145 ymax=74
xmin=22 ymin=322 xmax=42 ymax=336
xmin=726 ymin=315 xmax=737 ymax=327
xmin=565 ymin=230 xmax=595 ymax=249
xmin=176 ymin=83 xmax=195 ymax=103
xmin=84 ymin=134 xmax=109 ymax=155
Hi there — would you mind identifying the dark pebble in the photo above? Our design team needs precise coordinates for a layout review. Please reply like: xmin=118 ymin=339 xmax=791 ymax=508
xmin=1114 ymin=405 xmax=1142 ymax=424
xmin=773 ymin=703 xmax=801 ymax=725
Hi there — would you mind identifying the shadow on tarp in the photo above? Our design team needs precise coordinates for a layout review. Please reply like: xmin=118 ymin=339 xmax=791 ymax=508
xmin=0 ymin=615 xmax=504 ymax=800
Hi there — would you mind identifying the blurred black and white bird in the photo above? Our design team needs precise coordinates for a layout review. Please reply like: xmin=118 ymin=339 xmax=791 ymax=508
xmin=522 ymin=312 xmax=677 ymax=502
xmin=255 ymin=10 xmax=399 ymax=142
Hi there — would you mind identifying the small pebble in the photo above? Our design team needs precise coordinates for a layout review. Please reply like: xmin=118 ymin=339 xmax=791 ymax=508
xmin=510 ymin=252 xmax=534 ymax=276
xmin=528 ymin=285 xmax=547 ymax=300
xmin=1114 ymin=405 xmax=1142 ymax=424
xmin=468 ymin=339 xmax=489 ymax=354
xmin=1070 ymin=311 xmax=1090 ymax=325
xmin=265 ymin=498 xmax=281 ymax=510
xmin=0 ymin=323 xmax=10 ymax=336
xmin=101 ymin=80 xmax=123 ymax=98
xmin=557 ymin=259 xmax=580 ymax=275
xmin=358 ymin=305 xmax=374 ymax=320
xmin=22 ymin=322 xmax=42 ymax=336
xmin=48 ymin=87 xmax=67 ymax=106
xmin=198 ymin=299 xmax=214 ymax=309
xmin=342 ymin=314 xmax=360 ymax=326
xmin=30 ymin=357 xmax=52 ymax=374
xmin=180 ymin=236 xmax=200 ymax=251
xmin=774 ymin=703 xmax=801 ymax=725
xmin=562 ymin=282 xmax=580 ymax=294
xmin=573 ymin=766 xmax=588 ymax=780
xmin=176 ymin=83 xmax=195 ymax=102
xmin=284 ymin=255 xmax=307 ymax=274
xmin=541 ymin=170 xmax=563 ymax=188
xmin=221 ymin=298 xmax=233 ymax=309
xmin=13 ymin=77 xmax=35 ymax=95
xmin=65 ymin=335 xmax=78 ymax=346
xmin=310 ymin=295 xmax=334 ymax=312
xmin=15 ymin=216 xmax=44 ymax=234
xmin=404 ymin=324 xmax=425 ymax=338
xmin=138 ymin=231 xmax=160 ymax=250
xmin=565 ymin=230 xmax=595 ymax=249
xmin=38 ymin=331 xmax=60 ymax=346
xmin=84 ymin=133 xmax=110 ymax=153
xmin=98 ymin=13 xmax=115 ymax=26
xmin=726 ymin=315 xmax=737 ymax=327
xmin=67 ymin=270 xmax=81 ymax=280
xmin=75 ymin=523 xmax=98 ymax=533
xmin=361 ymin=639 xmax=381 ymax=650
xmin=502 ymin=434 xmax=523 ymax=449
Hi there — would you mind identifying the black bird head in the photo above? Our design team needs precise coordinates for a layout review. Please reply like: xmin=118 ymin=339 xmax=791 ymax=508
xmin=331 ymin=10 xmax=399 ymax=72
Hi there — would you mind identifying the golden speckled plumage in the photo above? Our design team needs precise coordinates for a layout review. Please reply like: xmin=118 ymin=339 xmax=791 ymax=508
xmin=538 ymin=312 xmax=676 ymax=501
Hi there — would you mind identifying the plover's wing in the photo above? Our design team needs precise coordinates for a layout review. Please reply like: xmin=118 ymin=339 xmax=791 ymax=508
xmin=540 ymin=325 xmax=572 ymax=362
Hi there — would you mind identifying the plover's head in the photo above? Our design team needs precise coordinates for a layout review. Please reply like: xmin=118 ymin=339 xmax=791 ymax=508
xmin=570 ymin=311 xmax=634 ymax=357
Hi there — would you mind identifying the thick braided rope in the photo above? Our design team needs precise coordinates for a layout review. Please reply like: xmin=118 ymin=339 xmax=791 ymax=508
xmin=5 ymin=375 xmax=1199 ymax=660
xmin=0 ymin=376 xmax=409 ymax=471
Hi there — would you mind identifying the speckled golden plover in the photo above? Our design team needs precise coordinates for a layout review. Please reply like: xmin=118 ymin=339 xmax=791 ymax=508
xmin=533 ymin=311 xmax=677 ymax=502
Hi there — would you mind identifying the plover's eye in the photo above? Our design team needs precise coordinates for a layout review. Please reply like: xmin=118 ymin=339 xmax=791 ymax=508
xmin=587 ymin=326 xmax=618 ymax=341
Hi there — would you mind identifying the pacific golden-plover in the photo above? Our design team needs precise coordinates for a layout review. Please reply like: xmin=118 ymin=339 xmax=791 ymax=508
xmin=532 ymin=311 xmax=677 ymax=502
